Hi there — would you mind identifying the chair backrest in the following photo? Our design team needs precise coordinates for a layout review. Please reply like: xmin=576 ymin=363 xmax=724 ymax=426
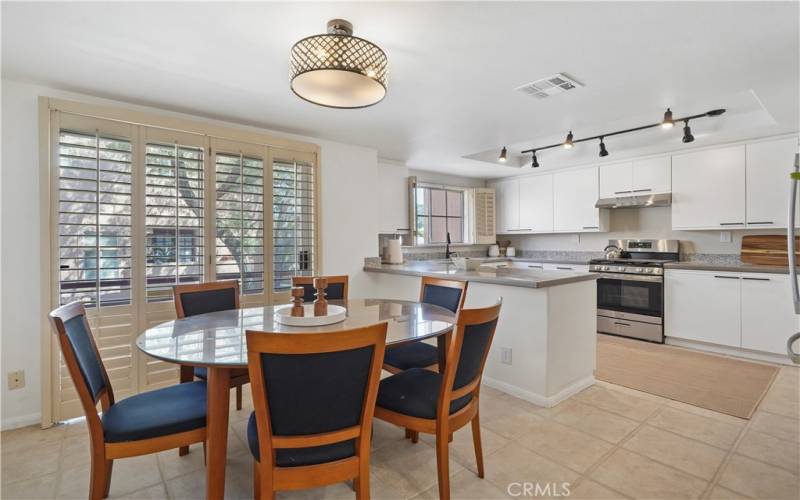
xmin=48 ymin=302 xmax=114 ymax=424
xmin=291 ymin=275 xmax=349 ymax=303
xmin=437 ymin=300 xmax=502 ymax=417
xmin=173 ymin=280 xmax=240 ymax=319
xmin=245 ymin=323 xmax=387 ymax=469
xmin=419 ymin=276 xmax=468 ymax=313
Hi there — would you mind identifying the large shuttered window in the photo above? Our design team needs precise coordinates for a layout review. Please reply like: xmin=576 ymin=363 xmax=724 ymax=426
xmin=215 ymin=153 xmax=265 ymax=294
xmin=272 ymin=159 xmax=315 ymax=291
xmin=58 ymin=131 xmax=133 ymax=307
xmin=144 ymin=143 xmax=205 ymax=302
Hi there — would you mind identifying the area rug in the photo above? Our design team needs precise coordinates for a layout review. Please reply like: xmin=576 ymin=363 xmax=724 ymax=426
xmin=596 ymin=334 xmax=780 ymax=419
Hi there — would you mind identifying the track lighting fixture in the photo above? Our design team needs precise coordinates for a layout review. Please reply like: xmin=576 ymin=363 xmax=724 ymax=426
xmin=520 ymin=108 xmax=725 ymax=157
xmin=563 ymin=131 xmax=574 ymax=149
xmin=599 ymin=138 xmax=609 ymax=157
xmin=531 ymin=151 xmax=539 ymax=168
xmin=682 ymin=120 xmax=694 ymax=143
xmin=661 ymin=108 xmax=674 ymax=129
xmin=499 ymin=147 xmax=508 ymax=162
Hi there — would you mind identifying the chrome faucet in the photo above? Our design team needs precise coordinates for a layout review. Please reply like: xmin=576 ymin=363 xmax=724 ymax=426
xmin=445 ymin=232 xmax=454 ymax=259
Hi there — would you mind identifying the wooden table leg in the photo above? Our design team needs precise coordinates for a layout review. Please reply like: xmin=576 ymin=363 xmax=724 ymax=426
xmin=206 ymin=367 xmax=231 ymax=500
xmin=179 ymin=366 xmax=194 ymax=456
xmin=437 ymin=330 xmax=452 ymax=374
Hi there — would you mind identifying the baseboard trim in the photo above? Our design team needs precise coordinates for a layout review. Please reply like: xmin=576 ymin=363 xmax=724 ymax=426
xmin=666 ymin=337 xmax=794 ymax=366
xmin=482 ymin=375 xmax=595 ymax=408
xmin=2 ymin=412 xmax=42 ymax=431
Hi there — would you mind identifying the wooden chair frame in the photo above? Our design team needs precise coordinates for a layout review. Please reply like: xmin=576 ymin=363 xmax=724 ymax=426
xmin=49 ymin=302 xmax=207 ymax=500
xmin=374 ymin=300 xmax=502 ymax=500
xmin=173 ymin=280 xmax=249 ymax=409
xmin=382 ymin=276 xmax=468 ymax=375
xmin=246 ymin=323 xmax=387 ymax=499
xmin=291 ymin=275 xmax=350 ymax=301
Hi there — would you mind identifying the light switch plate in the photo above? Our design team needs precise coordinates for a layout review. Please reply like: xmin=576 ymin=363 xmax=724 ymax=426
xmin=7 ymin=370 xmax=25 ymax=390
xmin=500 ymin=347 xmax=512 ymax=365
xmin=720 ymin=231 xmax=732 ymax=243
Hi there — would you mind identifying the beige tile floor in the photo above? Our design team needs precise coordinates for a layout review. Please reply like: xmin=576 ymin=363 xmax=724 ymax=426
xmin=2 ymin=366 xmax=798 ymax=500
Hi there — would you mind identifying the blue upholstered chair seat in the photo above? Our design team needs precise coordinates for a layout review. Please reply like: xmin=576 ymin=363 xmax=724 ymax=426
xmin=383 ymin=342 xmax=438 ymax=370
xmin=376 ymin=368 xmax=472 ymax=419
xmin=247 ymin=412 xmax=356 ymax=466
xmin=101 ymin=381 xmax=207 ymax=443
xmin=193 ymin=367 xmax=207 ymax=379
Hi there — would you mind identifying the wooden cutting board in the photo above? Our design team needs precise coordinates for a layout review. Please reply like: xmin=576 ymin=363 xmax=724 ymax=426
xmin=741 ymin=235 xmax=800 ymax=266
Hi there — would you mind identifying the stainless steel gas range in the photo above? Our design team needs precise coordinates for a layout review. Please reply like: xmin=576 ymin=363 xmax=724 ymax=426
xmin=589 ymin=239 xmax=680 ymax=343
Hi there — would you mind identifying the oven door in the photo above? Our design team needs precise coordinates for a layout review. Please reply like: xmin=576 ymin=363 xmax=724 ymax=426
xmin=595 ymin=273 xmax=663 ymax=319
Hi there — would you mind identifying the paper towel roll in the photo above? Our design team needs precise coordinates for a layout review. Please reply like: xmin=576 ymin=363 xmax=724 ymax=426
xmin=384 ymin=238 xmax=403 ymax=264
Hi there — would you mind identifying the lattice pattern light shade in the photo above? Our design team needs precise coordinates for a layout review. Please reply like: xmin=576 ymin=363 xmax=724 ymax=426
xmin=290 ymin=19 xmax=388 ymax=108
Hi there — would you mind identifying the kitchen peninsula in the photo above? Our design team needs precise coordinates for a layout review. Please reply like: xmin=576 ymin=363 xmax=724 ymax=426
xmin=365 ymin=259 xmax=599 ymax=406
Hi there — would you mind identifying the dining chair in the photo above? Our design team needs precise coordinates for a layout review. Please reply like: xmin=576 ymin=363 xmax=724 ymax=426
xmin=374 ymin=299 xmax=502 ymax=500
xmin=245 ymin=322 xmax=387 ymax=499
xmin=173 ymin=280 xmax=249 ymax=411
xmin=291 ymin=274 xmax=349 ymax=303
xmin=382 ymin=276 xmax=468 ymax=374
xmin=49 ymin=302 xmax=207 ymax=500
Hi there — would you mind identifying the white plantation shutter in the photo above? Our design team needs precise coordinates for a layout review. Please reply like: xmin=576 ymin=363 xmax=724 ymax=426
xmin=54 ymin=115 xmax=138 ymax=420
xmin=473 ymin=188 xmax=497 ymax=244
xmin=272 ymin=152 xmax=317 ymax=293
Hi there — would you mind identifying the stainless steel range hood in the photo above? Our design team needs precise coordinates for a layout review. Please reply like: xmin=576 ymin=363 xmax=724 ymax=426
xmin=595 ymin=193 xmax=672 ymax=209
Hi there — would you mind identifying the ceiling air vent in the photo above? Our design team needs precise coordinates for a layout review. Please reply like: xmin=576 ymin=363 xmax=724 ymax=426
xmin=515 ymin=73 xmax=583 ymax=99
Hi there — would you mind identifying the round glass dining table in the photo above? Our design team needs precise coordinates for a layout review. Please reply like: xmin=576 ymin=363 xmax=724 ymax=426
xmin=135 ymin=298 xmax=456 ymax=500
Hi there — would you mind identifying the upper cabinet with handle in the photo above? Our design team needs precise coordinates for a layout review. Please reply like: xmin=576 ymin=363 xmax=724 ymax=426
xmin=745 ymin=137 xmax=799 ymax=229
xmin=599 ymin=156 xmax=670 ymax=199
xmin=377 ymin=162 xmax=410 ymax=233
xmin=496 ymin=178 xmax=520 ymax=232
xmin=553 ymin=166 xmax=608 ymax=232
xmin=671 ymin=145 xmax=746 ymax=230
xmin=519 ymin=174 xmax=554 ymax=233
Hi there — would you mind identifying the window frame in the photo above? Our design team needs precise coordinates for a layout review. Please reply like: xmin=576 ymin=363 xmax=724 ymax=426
xmin=40 ymin=97 xmax=321 ymax=426
xmin=411 ymin=181 xmax=472 ymax=246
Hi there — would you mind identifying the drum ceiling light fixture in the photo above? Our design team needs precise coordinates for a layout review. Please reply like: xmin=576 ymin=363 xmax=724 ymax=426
xmin=290 ymin=19 xmax=388 ymax=108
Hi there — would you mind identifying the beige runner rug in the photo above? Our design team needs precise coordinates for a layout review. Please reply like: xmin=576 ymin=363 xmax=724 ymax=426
xmin=596 ymin=334 xmax=780 ymax=419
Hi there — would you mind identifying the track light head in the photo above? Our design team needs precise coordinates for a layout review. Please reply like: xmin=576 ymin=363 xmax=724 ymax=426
xmin=661 ymin=108 xmax=674 ymax=129
xmin=531 ymin=151 xmax=539 ymax=168
xmin=499 ymin=147 xmax=508 ymax=162
xmin=706 ymin=109 xmax=726 ymax=117
xmin=599 ymin=138 xmax=609 ymax=157
xmin=563 ymin=131 xmax=574 ymax=149
xmin=682 ymin=120 xmax=694 ymax=143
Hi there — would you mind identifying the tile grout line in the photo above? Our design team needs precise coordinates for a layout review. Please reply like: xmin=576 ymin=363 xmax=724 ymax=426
xmin=698 ymin=408 xmax=759 ymax=499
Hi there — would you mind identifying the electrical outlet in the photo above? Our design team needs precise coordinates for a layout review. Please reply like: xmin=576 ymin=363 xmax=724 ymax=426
xmin=7 ymin=370 xmax=25 ymax=390
xmin=500 ymin=347 xmax=512 ymax=365
xmin=720 ymin=231 xmax=732 ymax=243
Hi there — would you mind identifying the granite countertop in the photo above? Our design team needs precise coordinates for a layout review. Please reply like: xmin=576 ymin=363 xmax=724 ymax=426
xmin=363 ymin=261 xmax=598 ymax=289
xmin=663 ymin=261 xmax=789 ymax=275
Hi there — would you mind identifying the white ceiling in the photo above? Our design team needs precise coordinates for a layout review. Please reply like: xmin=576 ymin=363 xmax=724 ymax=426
xmin=3 ymin=2 xmax=798 ymax=178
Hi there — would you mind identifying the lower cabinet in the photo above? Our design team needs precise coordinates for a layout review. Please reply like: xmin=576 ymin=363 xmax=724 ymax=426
xmin=665 ymin=270 xmax=741 ymax=347
xmin=665 ymin=270 xmax=798 ymax=355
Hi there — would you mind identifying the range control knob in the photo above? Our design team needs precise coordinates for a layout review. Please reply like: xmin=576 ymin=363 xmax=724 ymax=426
xmin=635 ymin=267 xmax=644 ymax=273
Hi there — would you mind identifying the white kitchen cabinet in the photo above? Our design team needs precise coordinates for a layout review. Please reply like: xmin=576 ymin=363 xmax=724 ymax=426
xmin=672 ymin=145 xmax=746 ymax=230
xmin=741 ymin=274 xmax=797 ymax=354
xmin=553 ymin=166 xmax=607 ymax=232
xmin=665 ymin=270 xmax=741 ymax=347
xmin=632 ymin=156 xmax=671 ymax=194
xmin=496 ymin=179 xmax=520 ymax=232
xmin=519 ymin=174 xmax=554 ymax=232
xmin=746 ymin=137 xmax=799 ymax=229
xmin=599 ymin=161 xmax=633 ymax=198
xmin=377 ymin=162 xmax=410 ymax=233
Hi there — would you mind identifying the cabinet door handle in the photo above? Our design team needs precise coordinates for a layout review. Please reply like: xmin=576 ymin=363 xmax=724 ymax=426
xmin=614 ymin=321 xmax=631 ymax=327
xmin=742 ymin=277 xmax=770 ymax=281
xmin=556 ymin=266 xmax=574 ymax=270
xmin=614 ymin=190 xmax=632 ymax=194
xmin=714 ymin=275 xmax=740 ymax=279
xmin=395 ymin=228 xmax=410 ymax=231
xmin=747 ymin=221 xmax=774 ymax=225
xmin=528 ymin=265 xmax=543 ymax=269
xmin=632 ymin=188 xmax=652 ymax=193
xmin=582 ymin=226 xmax=599 ymax=229
xmin=719 ymin=222 xmax=745 ymax=226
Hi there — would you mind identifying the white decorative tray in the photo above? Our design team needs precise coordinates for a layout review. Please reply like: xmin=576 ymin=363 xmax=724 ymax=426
xmin=275 ymin=304 xmax=347 ymax=326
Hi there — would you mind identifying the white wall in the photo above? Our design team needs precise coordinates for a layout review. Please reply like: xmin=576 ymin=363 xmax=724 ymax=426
xmin=0 ymin=79 xmax=379 ymax=429
xmin=508 ymin=206 xmax=784 ymax=255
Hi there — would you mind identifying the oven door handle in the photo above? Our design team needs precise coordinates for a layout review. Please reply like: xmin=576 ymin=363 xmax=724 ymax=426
xmin=594 ymin=272 xmax=663 ymax=283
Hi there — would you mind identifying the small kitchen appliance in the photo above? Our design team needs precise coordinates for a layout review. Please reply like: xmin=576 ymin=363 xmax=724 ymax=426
xmin=590 ymin=239 xmax=680 ymax=343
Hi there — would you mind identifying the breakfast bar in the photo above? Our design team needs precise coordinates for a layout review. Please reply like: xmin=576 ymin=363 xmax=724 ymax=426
xmin=365 ymin=260 xmax=599 ymax=407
